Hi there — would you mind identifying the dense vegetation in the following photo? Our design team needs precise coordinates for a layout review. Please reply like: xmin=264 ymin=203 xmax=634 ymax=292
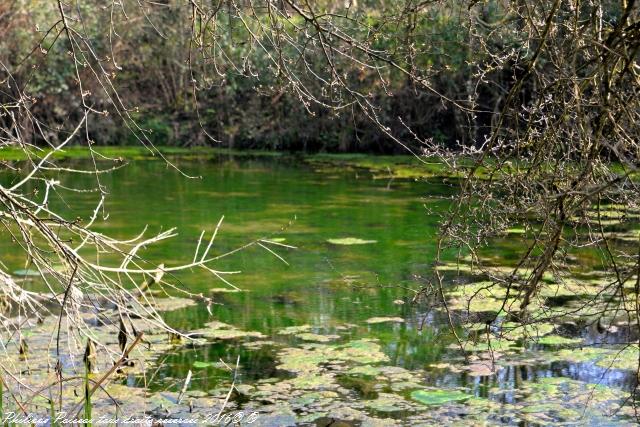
xmin=0 ymin=1 xmax=550 ymax=152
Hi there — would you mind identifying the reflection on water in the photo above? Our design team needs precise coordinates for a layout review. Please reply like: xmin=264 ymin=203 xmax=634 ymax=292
xmin=1 ymin=154 xmax=638 ymax=424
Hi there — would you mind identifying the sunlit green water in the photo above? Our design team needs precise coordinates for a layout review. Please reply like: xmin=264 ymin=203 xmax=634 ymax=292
xmin=1 ymin=155 xmax=455 ymax=364
xmin=2 ymin=154 xmax=638 ymax=424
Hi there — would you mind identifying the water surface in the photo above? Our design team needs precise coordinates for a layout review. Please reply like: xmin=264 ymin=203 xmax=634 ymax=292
xmin=1 ymin=154 xmax=637 ymax=425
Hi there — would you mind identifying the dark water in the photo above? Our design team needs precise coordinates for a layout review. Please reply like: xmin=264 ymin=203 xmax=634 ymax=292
xmin=1 ymin=154 xmax=638 ymax=425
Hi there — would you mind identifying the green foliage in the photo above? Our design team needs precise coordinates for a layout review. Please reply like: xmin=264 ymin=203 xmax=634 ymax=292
xmin=0 ymin=0 xmax=497 ymax=152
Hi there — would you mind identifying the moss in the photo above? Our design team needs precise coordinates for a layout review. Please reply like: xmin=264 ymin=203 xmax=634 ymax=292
xmin=291 ymin=391 xmax=338 ymax=406
xmin=332 ymin=340 xmax=390 ymax=364
xmin=288 ymin=373 xmax=337 ymax=390
xmin=277 ymin=346 xmax=329 ymax=373
xmin=516 ymin=376 xmax=630 ymax=423
xmin=0 ymin=145 xmax=287 ymax=161
xmin=346 ymin=365 xmax=383 ymax=377
xmin=447 ymin=295 xmax=513 ymax=313
xmin=388 ymin=381 xmax=424 ymax=393
xmin=500 ymin=322 xmax=556 ymax=341
xmin=445 ymin=281 xmax=503 ymax=298
xmin=550 ymin=345 xmax=640 ymax=371
xmin=190 ymin=321 xmax=264 ymax=340
xmin=277 ymin=325 xmax=313 ymax=335
xmin=0 ymin=147 xmax=466 ymax=183
xmin=535 ymin=335 xmax=582 ymax=346
xmin=295 ymin=333 xmax=341 ymax=343
xmin=458 ymin=339 xmax=521 ymax=352
xmin=519 ymin=403 xmax=581 ymax=421
xmin=364 ymin=393 xmax=414 ymax=412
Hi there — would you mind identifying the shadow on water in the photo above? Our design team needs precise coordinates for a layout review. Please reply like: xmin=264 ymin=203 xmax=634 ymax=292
xmin=141 ymin=341 xmax=293 ymax=393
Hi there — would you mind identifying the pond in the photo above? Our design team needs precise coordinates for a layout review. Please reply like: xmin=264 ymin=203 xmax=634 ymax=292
xmin=1 ymin=152 xmax=638 ymax=425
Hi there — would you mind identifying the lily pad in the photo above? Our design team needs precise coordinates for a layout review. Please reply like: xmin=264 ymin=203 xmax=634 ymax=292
xmin=266 ymin=237 xmax=287 ymax=243
xmin=191 ymin=321 xmax=264 ymax=340
xmin=332 ymin=339 xmax=390 ymax=364
xmin=410 ymin=389 xmax=472 ymax=405
xmin=296 ymin=333 xmax=341 ymax=343
xmin=365 ymin=317 xmax=405 ymax=324
xmin=193 ymin=361 xmax=212 ymax=369
xmin=289 ymin=373 xmax=337 ymax=390
xmin=501 ymin=322 xmax=556 ymax=341
xmin=148 ymin=297 xmax=196 ymax=312
xmin=192 ymin=361 xmax=226 ymax=369
xmin=327 ymin=238 xmax=377 ymax=245
xmin=277 ymin=325 xmax=312 ymax=335
xmin=209 ymin=288 xmax=241 ymax=294
xmin=12 ymin=269 xmax=41 ymax=277
xmin=515 ymin=376 xmax=632 ymax=423
xmin=364 ymin=393 xmax=414 ymax=412
xmin=204 ymin=329 xmax=264 ymax=340
xmin=346 ymin=365 xmax=383 ymax=377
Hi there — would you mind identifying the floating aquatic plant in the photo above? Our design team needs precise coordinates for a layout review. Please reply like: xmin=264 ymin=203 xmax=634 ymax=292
xmin=365 ymin=317 xmax=405 ymax=324
xmin=327 ymin=238 xmax=377 ymax=245
xmin=410 ymin=389 xmax=472 ymax=405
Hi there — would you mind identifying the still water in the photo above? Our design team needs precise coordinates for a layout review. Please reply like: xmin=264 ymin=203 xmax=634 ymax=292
xmin=1 ymin=154 xmax=638 ymax=425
